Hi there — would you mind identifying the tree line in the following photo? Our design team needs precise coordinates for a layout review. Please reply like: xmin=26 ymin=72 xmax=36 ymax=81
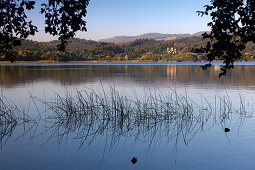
xmin=1 ymin=36 xmax=254 ymax=62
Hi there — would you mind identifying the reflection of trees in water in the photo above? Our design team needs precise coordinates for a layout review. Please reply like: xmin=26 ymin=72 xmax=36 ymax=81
xmin=1 ymin=65 xmax=255 ymax=87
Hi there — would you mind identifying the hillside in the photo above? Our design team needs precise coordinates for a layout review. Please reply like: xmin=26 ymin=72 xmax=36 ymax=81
xmin=1 ymin=35 xmax=254 ymax=62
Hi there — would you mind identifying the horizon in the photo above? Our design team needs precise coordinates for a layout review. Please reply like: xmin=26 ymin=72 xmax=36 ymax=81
xmin=26 ymin=0 xmax=211 ymax=42
xmin=27 ymin=31 xmax=207 ymax=43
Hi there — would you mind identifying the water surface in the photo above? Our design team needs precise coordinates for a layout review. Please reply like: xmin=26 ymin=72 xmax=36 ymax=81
xmin=1 ymin=63 xmax=255 ymax=170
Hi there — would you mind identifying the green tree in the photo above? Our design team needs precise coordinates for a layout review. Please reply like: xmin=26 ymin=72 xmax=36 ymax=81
xmin=88 ymin=53 xmax=94 ymax=60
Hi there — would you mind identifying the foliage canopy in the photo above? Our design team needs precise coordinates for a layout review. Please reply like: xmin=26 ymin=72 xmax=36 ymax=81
xmin=0 ymin=0 xmax=90 ymax=62
xmin=195 ymin=0 xmax=255 ymax=76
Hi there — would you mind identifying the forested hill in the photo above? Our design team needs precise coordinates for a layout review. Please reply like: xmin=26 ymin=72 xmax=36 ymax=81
xmin=1 ymin=36 xmax=254 ymax=62
xmin=98 ymin=32 xmax=211 ymax=44
xmin=99 ymin=33 xmax=190 ymax=44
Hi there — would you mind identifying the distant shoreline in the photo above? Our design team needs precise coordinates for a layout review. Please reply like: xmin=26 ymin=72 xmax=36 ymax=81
xmin=1 ymin=60 xmax=255 ymax=66
xmin=0 ymin=60 xmax=214 ymax=65
xmin=0 ymin=59 xmax=221 ymax=64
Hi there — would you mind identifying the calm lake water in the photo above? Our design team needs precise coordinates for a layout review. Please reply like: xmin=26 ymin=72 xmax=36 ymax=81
xmin=1 ymin=62 xmax=255 ymax=170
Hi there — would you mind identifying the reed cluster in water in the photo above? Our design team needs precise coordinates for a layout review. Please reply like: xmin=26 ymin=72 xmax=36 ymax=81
xmin=0 ymin=86 xmax=252 ymax=151
xmin=0 ymin=93 xmax=35 ymax=147
xmin=0 ymin=96 xmax=17 ymax=126
xmin=34 ymin=87 xmax=251 ymax=148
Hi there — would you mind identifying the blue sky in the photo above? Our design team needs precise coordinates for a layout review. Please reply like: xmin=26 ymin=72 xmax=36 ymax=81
xmin=27 ymin=0 xmax=211 ymax=41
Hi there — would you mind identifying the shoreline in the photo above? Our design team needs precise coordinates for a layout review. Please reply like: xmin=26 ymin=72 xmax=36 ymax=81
xmin=0 ymin=59 xmax=224 ymax=64
xmin=0 ymin=60 xmax=255 ymax=66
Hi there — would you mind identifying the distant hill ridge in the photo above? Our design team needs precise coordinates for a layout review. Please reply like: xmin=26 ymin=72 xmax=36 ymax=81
xmin=99 ymin=31 xmax=208 ymax=44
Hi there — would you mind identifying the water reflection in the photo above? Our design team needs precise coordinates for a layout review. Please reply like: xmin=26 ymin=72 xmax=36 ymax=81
xmin=1 ymin=64 xmax=255 ymax=170
xmin=1 ymin=64 xmax=255 ymax=88
xmin=167 ymin=65 xmax=176 ymax=81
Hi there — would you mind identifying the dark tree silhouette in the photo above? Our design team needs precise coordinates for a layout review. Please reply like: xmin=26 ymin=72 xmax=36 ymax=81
xmin=40 ymin=0 xmax=89 ymax=51
xmin=0 ymin=0 xmax=90 ymax=62
xmin=0 ymin=0 xmax=37 ymax=62
xmin=195 ymin=0 xmax=255 ymax=77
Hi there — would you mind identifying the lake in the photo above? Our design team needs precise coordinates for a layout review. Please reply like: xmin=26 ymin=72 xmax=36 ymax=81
xmin=1 ymin=62 xmax=255 ymax=170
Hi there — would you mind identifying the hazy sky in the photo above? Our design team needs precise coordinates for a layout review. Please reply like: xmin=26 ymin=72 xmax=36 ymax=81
xmin=27 ymin=0 xmax=211 ymax=42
